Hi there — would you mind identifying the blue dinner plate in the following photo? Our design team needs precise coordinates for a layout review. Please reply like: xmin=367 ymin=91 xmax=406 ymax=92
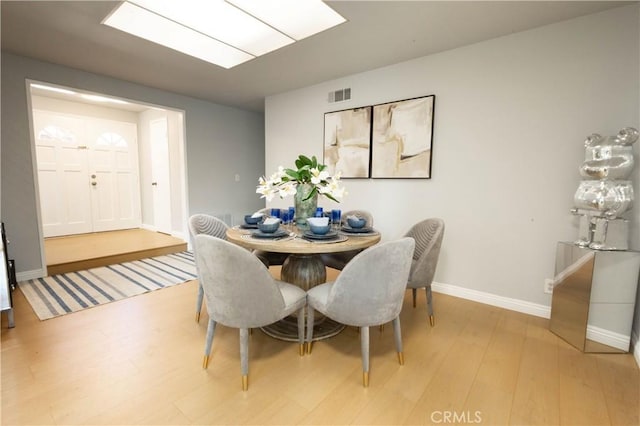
xmin=303 ymin=230 xmax=339 ymax=240
xmin=340 ymin=225 xmax=373 ymax=234
xmin=251 ymin=229 xmax=289 ymax=239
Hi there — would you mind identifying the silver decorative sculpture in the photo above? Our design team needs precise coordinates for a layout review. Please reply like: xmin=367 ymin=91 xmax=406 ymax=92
xmin=572 ymin=127 xmax=637 ymax=250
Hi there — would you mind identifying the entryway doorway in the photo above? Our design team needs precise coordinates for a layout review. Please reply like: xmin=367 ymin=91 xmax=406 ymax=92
xmin=27 ymin=81 xmax=188 ymax=274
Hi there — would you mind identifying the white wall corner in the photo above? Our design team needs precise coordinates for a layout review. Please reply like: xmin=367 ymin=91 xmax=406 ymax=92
xmin=140 ymin=223 xmax=157 ymax=232
xmin=141 ymin=223 xmax=186 ymax=242
xmin=432 ymin=281 xmax=551 ymax=319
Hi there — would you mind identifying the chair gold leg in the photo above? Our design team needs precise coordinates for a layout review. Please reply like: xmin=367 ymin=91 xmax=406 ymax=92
xmin=363 ymin=371 xmax=369 ymax=387
xmin=202 ymin=355 xmax=209 ymax=369
xmin=195 ymin=311 xmax=200 ymax=323
xmin=379 ymin=324 xmax=385 ymax=332
xmin=306 ymin=342 xmax=313 ymax=354
xmin=429 ymin=315 xmax=435 ymax=327
xmin=242 ymin=375 xmax=248 ymax=391
xmin=299 ymin=344 xmax=304 ymax=356
xmin=397 ymin=352 xmax=405 ymax=365
xmin=249 ymin=328 xmax=253 ymax=336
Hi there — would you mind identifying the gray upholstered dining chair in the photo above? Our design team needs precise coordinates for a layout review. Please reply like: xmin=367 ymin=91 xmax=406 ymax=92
xmin=320 ymin=210 xmax=374 ymax=271
xmin=306 ymin=237 xmax=414 ymax=387
xmin=188 ymin=214 xmax=229 ymax=323
xmin=404 ymin=218 xmax=445 ymax=327
xmin=194 ymin=234 xmax=307 ymax=391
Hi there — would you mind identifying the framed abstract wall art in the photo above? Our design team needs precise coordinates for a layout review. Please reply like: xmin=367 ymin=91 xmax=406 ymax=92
xmin=323 ymin=106 xmax=372 ymax=178
xmin=371 ymin=95 xmax=435 ymax=178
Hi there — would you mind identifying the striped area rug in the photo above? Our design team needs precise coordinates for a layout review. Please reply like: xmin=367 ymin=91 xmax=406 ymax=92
xmin=19 ymin=251 xmax=196 ymax=320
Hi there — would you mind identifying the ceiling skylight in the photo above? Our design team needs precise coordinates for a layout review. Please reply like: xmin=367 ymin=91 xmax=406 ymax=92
xmin=102 ymin=0 xmax=346 ymax=69
xmin=227 ymin=0 xmax=346 ymax=40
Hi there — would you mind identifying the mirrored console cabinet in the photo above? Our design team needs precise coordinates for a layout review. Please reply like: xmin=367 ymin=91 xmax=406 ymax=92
xmin=549 ymin=242 xmax=640 ymax=353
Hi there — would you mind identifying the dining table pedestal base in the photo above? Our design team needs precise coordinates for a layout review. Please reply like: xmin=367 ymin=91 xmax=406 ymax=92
xmin=260 ymin=316 xmax=345 ymax=342
xmin=281 ymin=253 xmax=326 ymax=291
xmin=261 ymin=253 xmax=346 ymax=341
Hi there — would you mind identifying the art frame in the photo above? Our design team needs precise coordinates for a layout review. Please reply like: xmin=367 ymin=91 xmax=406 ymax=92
xmin=371 ymin=95 xmax=435 ymax=179
xmin=323 ymin=106 xmax=372 ymax=179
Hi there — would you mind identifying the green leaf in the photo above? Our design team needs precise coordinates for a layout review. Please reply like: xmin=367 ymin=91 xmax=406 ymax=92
xmin=302 ymin=186 xmax=318 ymax=201
xmin=323 ymin=193 xmax=339 ymax=203
xmin=285 ymin=169 xmax=300 ymax=180
xmin=298 ymin=155 xmax=312 ymax=166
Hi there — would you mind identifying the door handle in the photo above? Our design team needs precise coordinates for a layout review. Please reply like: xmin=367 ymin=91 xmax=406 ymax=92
xmin=151 ymin=182 xmax=158 ymax=186
xmin=91 ymin=182 xmax=97 ymax=186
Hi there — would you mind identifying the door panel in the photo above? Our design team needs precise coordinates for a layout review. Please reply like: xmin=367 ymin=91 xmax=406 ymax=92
xmin=89 ymin=145 xmax=116 ymax=231
xmin=64 ymin=170 xmax=92 ymax=225
xmin=87 ymin=120 xmax=141 ymax=232
xmin=150 ymin=118 xmax=172 ymax=234
xmin=116 ymin=173 xmax=137 ymax=219
xmin=33 ymin=110 xmax=92 ymax=237
xmin=37 ymin=169 xmax=62 ymax=226
xmin=92 ymin=170 xmax=115 ymax=225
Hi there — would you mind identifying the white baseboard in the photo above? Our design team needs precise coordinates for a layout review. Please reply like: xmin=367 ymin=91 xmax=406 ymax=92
xmin=432 ymin=282 xmax=640 ymax=368
xmin=140 ymin=224 xmax=186 ymax=243
xmin=171 ymin=230 xmax=186 ymax=241
xmin=16 ymin=268 xmax=46 ymax=282
xmin=432 ymin=281 xmax=551 ymax=319
xmin=586 ymin=325 xmax=631 ymax=352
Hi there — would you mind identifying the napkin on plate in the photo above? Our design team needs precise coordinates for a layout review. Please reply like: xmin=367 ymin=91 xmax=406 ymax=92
xmin=251 ymin=212 xmax=264 ymax=218
xmin=262 ymin=217 xmax=280 ymax=225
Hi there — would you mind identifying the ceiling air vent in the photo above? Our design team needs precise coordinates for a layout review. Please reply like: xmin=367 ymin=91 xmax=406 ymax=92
xmin=328 ymin=87 xmax=351 ymax=103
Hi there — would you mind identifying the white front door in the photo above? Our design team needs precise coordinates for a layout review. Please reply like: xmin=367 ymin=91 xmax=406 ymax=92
xmin=33 ymin=110 xmax=141 ymax=237
xmin=33 ymin=111 xmax=93 ymax=237
xmin=150 ymin=118 xmax=172 ymax=234
xmin=87 ymin=119 xmax=141 ymax=233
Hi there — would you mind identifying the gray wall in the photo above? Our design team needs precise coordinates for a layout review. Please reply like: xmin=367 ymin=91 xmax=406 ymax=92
xmin=265 ymin=6 xmax=640 ymax=337
xmin=1 ymin=52 xmax=265 ymax=274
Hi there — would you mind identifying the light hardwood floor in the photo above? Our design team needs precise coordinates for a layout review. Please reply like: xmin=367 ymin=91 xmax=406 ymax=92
xmin=2 ymin=269 xmax=638 ymax=425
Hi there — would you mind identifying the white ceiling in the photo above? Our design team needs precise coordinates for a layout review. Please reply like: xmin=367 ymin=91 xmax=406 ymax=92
xmin=1 ymin=1 xmax=634 ymax=112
